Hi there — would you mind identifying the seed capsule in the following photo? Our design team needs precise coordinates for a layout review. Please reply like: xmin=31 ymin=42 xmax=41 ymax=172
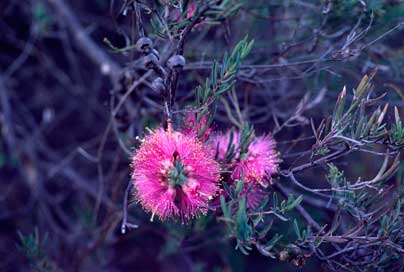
xmin=136 ymin=37 xmax=153 ymax=53
xmin=151 ymin=77 xmax=165 ymax=93
xmin=167 ymin=55 xmax=186 ymax=70
xmin=143 ymin=53 xmax=159 ymax=69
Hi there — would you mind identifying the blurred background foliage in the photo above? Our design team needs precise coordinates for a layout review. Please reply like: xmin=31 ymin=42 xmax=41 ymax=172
xmin=1 ymin=0 xmax=404 ymax=271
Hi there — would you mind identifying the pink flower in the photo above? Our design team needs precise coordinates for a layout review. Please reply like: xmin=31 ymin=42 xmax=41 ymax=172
xmin=211 ymin=130 xmax=280 ymax=187
xmin=131 ymin=128 xmax=220 ymax=222
xmin=181 ymin=112 xmax=212 ymax=141
xmin=172 ymin=3 xmax=204 ymax=28
xmin=186 ymin=4 xmax=197 ymax=19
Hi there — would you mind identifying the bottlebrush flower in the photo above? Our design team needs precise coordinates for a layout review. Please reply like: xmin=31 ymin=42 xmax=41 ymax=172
xmin=131 ymin=128 xmax=220 ymax=222
xmin=211 ymin=130 xmax=280 ymax=187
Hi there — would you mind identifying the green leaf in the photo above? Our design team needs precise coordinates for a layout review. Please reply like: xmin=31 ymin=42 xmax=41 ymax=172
xmin=286 ymin=195 xmax=303 ymax=211
xmin=255 ymin=196 xmax=269 ymax=211
xmin=220 ymin=195 xmax=230 ymax=218
xmin=272 ymin=211 xmax=289 ymax=222
xmin=273 ymin=193 xmax=278 ymax=209
xmin=235 ymin=197 xmax=251 ymax=242
xmin=235 ymin=176 xmax=245 ymax=196
xmin=264 ymin=233 xmax=283 ymax=251
xmin=294 ymin=219 xmax=301 ymax=240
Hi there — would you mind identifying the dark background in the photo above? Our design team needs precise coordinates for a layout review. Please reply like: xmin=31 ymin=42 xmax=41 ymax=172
xmin=1 ymin=0 xmax=404 ymax=271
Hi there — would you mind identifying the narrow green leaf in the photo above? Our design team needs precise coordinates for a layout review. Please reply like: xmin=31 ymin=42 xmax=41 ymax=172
xmin=294 ymin=219 xmax=301 ymax=240
xmin=264 ymin=233 xmax=283 ymax=251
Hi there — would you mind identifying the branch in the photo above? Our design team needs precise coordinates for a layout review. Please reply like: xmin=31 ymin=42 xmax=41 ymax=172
xmin=0 ymin=76 xmax=15 ymax=151
xmin=121 ymin=180 xmax=138 ymax=234
xmin=46 ymin=0 xmax=121 ymax=79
